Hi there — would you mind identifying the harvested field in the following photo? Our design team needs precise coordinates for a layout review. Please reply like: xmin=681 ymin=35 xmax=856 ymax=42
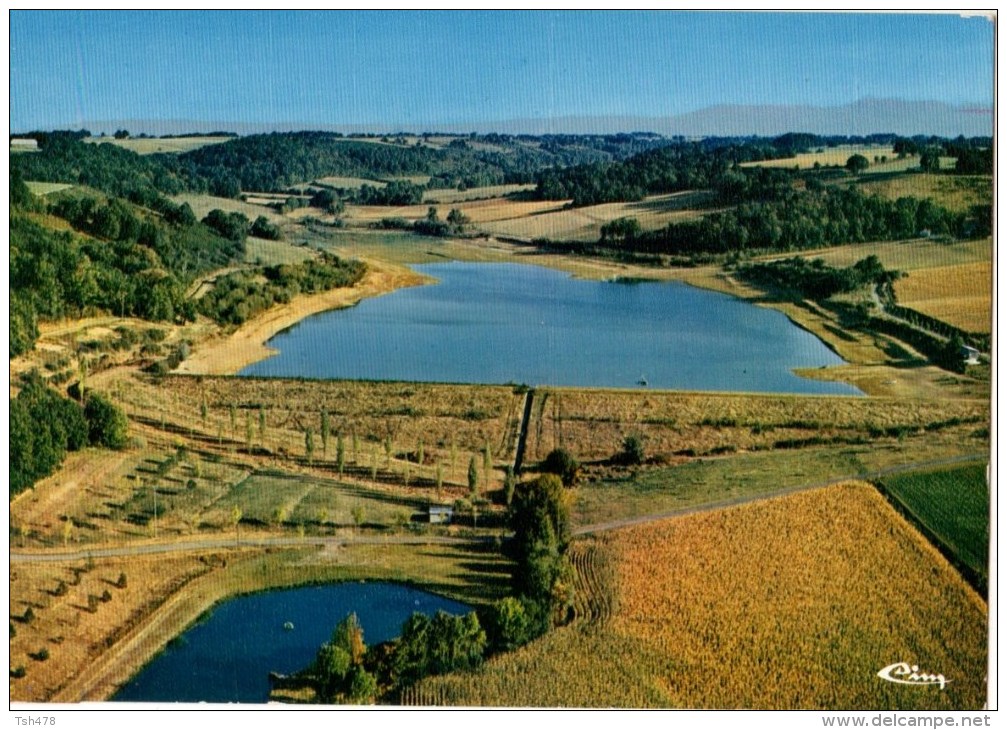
xmin=479 ymin=191 xmax=712 ymax=242
xmin=315 ymin=175 xmax=387 ymax=189
xmin=893 ymin=260 xmax=992 ymax=333
xmin=523 ymin=387 xmax=989 ymax=467
xmin=787 ymin=238 xmax=992 ymax=273
xmin=423 ymin=184 xmax=535 ymax=204
xmin=83 ymin=136 xmax=232 ymax=155
xmin=410 ymin=483 xmax=988 ymax=709
xmin=9 ymin=553 xmax=212 ymax=702
xmin=741 ymin=145 xmax=897 ymax=170
xmin=858 ymin=173 xmax=992 ymax=213
xmin=172 ymin=193 xmax=287 ymax=222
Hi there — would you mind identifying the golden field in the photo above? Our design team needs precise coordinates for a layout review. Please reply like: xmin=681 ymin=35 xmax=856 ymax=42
xmin=893 ymin=260 xmax=992 ymax=334
xmin=409 ymin=483 xmax=988 ymax=709
xmin=84 ymin=136 xmax=232 ymax=155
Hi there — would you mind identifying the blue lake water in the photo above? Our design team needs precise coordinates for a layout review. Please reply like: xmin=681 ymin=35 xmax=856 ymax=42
xmin=112 ymin=582 xmax=470 ymax=703
xmin=240 ymin=262 xmax=860 ymax=395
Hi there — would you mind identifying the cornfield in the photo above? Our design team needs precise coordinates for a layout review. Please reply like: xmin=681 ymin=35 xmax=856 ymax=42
xmin=408 ymin=483 xmax=987 ymax=709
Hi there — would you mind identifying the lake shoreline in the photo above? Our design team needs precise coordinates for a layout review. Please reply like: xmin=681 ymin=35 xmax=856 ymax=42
xmin=174 ymin=259 xmax=431 ymax=376
xmin=232 ymin=259 xmax=859 ymax=395
xmin=171 ymin=242 xmax=934 ymax=398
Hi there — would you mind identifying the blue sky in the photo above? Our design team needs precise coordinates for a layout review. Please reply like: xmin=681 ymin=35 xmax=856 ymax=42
xmin=9 ymin=11 xmax=994 ymax=132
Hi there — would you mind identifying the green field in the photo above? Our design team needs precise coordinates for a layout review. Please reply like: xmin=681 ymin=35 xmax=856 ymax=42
xmin=25 ymin=181 xmax=75 ymax=196
xmin=877 ymin=463 xmax=990 ymax=585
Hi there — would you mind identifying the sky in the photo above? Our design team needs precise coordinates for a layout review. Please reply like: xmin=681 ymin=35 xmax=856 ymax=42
xmin=8 ymin=10 xmax=995 ymax=133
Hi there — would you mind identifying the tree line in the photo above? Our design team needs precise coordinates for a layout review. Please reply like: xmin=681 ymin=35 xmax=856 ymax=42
xmin=586 ymin=182 xmax=989 ymax=260
xmin=11 ymin=373 xmax=128 ymax=498
xmin=198 ymin=254 xmax=366 ymax=326
xmin=534 ymin=135 xmax=993 ymax=208
xmin=10 ymin=130 xmax=692 ymax=204
xmin=10 ymin=176 xmax=250 ymax=357
xmin=291 ymin=470 xmax=574 ymax=703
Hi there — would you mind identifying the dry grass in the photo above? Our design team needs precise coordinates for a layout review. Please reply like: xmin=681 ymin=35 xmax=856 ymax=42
xmin=784 ymin=238 xmax=992 ymax=273
xmin=9 ymin=553 xmax=212 ymax=702
xmin=742 ymin=146 xmax=955 ymax=175
xmin=423 ymin=184 xmax=536 ymax=204
xmin=245 ymin=237 xmax=314 ymax=266
xmin=524 ymin=387 xmax=988 ymax=466
xmin=7 ymin=374 xmax=522 ymax=546
xmin=171 ymin=193 xmax=286 ymax=222
xmin=741 ymin=145 xmax=898 ymax=170
xmin=893 ymin=261 xmax=992 ymax=333
xmin=25 ymin=181 xmax=74 ymax=196
xmin=411 ymin=483 xmax=988 ymax=709
xmin=83 ymin=136 xmax=232 ymax=155
xmin=314 ymin=176 xmax=387 ymax=189
xmin=10 ymin=541 xmax=511 ymax=702
xmin=858 ymin=174 xmax=992 ymax=213
xmin=478 ymin=192 xmax=712 ymax=242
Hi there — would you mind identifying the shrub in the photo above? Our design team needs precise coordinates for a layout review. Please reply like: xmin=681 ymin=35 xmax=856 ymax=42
xmin=541 ymin=448 xmax=580 ymax=487
xmin=618 ymin=435 xmax=645 ymax=466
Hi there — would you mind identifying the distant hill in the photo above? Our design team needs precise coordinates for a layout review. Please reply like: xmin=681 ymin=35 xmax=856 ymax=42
xmin=72 ymin=98 xmax=991 ymax=139
xmin=472 ymin=99 xmax=993 ymax=138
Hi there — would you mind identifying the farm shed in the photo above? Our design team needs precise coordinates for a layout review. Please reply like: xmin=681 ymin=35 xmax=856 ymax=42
xmin=960 ymin=345 xmax=981 ymax=365
xmin=10 ymin=138 xmax=38 ymax=151
xmin=428 ymin=505 xmax=454 ymax=524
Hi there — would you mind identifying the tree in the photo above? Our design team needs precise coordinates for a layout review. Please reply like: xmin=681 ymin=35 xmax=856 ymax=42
xmin=467 ymin=455 xmax=479 ymax=496
xmin=483 ymin=596 xmax=535 ymax=652
xmin=508 ymin=474 xmax=574 ymax=622
xmin=351 ymin=504 xmax=365 ymax=530
xmin=250 ymin=215 xmax=282 ymax=240
xmin=320 ymin=409 xmax=330 ymax=455
xmin=920 ymin=148 xmax=942 ymax=173
xmin=483 ymin=442 xmax=493 ymax=490
xmin=336 ymin=432 xmax=346 ymax=475
xmin=84 ymin=392 xmax=128 ymax=449
xmin=541 ymin=447 xmax=579 ymax=487
xmin=305 ymin=428 xmax=315 ymax=464
xmin=503 ymin=466 xmax=516 ymax=505
xmin=845 ymin=154 xmax=869 ymax=174
xmin=231 ymin=506 xmax=242 ymax=544
xmin=311 ymin=613 xmax=375 ymax=704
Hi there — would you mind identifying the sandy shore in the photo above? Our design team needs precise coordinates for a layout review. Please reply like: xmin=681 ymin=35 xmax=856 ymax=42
xmin=175 ymin=259 xmax=430 ymax=375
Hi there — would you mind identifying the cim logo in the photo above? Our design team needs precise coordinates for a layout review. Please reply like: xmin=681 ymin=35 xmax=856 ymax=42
xmin=877 ymin=662 xmax=949 ymax=690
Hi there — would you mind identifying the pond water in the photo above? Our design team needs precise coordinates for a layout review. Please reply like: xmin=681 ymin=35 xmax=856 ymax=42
xmin=112 ymin=582 xmax=470 ymax=703
xmin=240 ymin=262 xmax=860 ymax=395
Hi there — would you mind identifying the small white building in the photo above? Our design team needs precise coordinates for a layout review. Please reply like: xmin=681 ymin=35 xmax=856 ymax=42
xmin=960 ymin=345 xmax=981 ymax=365
xmin=428 ymin=505 xmax=454 ymax=525
xmin=10 ymin=138 xmax=38 ymax=151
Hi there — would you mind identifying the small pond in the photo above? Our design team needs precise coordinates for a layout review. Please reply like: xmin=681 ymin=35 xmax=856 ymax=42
xmin=112 ymin=582 xmax=470 ymax=703
xmin=240 ymin=262 xmax=860 ymax=395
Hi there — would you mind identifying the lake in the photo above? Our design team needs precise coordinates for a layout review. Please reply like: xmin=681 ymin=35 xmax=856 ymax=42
xmin=240 ymin=262 xmax=860 ymax=395
xmin=112 ymin=582 xmax=470 ymax=703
